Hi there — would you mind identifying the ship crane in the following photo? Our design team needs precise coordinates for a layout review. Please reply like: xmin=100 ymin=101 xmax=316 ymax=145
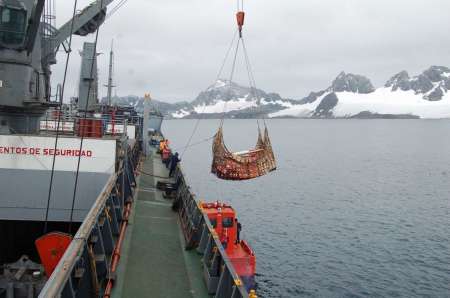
xmin=0 ymin=0 xmax=116 ymax=134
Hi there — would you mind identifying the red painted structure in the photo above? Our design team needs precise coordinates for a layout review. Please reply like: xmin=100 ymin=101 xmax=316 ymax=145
xmin=236 ymin=11 xmax=245 ymax=36
xmin=35 ymin=232 xmax=73 ymax=277
xmin=76 ymin=119 xmax=103 ymax=138
xmin=201 ymin=202 xmax=256 ymax=290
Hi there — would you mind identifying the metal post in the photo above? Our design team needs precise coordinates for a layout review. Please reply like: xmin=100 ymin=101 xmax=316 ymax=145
xmin=105 ymin=41 xmax=115 ymax=106
xmin=143 ymin=93 xmax=151 ymax=156
xmin=123 ymin=119 xmax=128 ymax=138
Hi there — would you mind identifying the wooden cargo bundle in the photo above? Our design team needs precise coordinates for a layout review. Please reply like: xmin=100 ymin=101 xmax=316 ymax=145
xmin=211 ymin=126 xmax=276 ymax=180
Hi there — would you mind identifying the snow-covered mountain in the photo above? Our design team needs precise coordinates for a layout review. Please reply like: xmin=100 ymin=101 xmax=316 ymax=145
xmin=171 ymin=80 xmax=297 ymax=119
xmin=105 ymin=66 xmax=450 ymax=119
xmin=272 ymin=66 xmax=450 ymax=119
xmin=103 ymin=79 xmax=297 ymax=119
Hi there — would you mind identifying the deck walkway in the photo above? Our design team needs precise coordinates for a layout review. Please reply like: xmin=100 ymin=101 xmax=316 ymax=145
xmin=112 ymin=148 xmax=209 ymax=298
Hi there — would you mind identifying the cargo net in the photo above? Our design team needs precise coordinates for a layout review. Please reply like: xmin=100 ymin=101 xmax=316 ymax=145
xmin=211 ymin=126 xmax=276 ymax=180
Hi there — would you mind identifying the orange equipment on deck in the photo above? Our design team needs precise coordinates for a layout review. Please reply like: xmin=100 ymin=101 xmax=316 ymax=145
xmin=201 ymin=201 xmax=256 ymax=290
xmin=35 ymin=232 xmax=73 ymax=277
xmin=76 ymin=118 xmax=103 ymax=138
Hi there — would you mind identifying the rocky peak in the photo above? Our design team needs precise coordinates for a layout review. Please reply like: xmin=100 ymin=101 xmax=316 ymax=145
xmin=410 ymin=74 xmax=434 ymax=94
xmin=194 ymin=79 xmax=253 ymax=106
xmin=206 ymin=79 xmax=230 ymax=90
xmin=193 ymin=79 xmax=283 ymax=106
xmin=411 ymin=66 xmax=450 ymax=100
xmin=423 ymin=66 xmax=450 ymax=82
xmin=385 ymin=66 xmax=450 ymax=101
xmin=329 ymin=72 xmax=375 ymax=94
xmin=410 ymin=66 xmax=449 ymax=95
xmin=385 ymin=71 xmax=411 ymax=91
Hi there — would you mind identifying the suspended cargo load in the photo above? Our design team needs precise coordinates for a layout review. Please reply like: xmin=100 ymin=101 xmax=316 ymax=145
xmin=211 ymin=126 xmax=276 ymax=180
xmin=207 ymin=3 xmax=277 ymax=181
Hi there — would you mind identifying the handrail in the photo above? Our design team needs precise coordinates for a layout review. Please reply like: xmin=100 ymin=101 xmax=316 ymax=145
xmin=38 ymin=173 xmax=117 ymax=297
xmin=173 ymin=165 xmax=251 ymax=298
xmin=202 ymin=211 xmax=250 ymax=296
xmin=37 ymin=139 xmax=141 ymax=297
xmin=38 ymin=138 xmax=250 ymax=298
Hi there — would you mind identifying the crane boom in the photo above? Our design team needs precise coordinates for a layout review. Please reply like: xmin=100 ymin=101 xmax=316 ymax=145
xmin=0 ymin=0 xmax=118 ymax=134
xmin=53 ymin=0 xmax=114 ymax=49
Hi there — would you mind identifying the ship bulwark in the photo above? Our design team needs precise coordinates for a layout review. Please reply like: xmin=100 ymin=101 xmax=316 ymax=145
xmin=0 ymin=135 xmax=117 ymax=222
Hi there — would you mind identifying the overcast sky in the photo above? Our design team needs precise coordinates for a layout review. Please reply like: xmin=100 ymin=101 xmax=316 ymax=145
xmin=52 ymin=0 xmax=450 ymax=102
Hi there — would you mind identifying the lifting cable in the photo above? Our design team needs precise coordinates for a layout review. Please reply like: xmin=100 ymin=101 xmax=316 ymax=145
xmin=221 ymin=0 xmax=263 ymax=127
xmin=242 ymin=37 xmax=267 ymax=128
xmin=178 ymin=0 xmax=264 ymax=158
xmin=227 ymin=0 xmax=266 ymax=129
xmin=106 ymin=0 xmax=128 ymax=20
xmin=180 ymin=29 xmax=239 ymax=158
xmin=69 ymin=0 xmax=105 ymax=234
xmin=43 ymin=0 xmax=79 ymax=234
xmin=176 ymin=135 xmax=214 ymax=152
xmin=219 ymin=35 xmax=240 ymax=127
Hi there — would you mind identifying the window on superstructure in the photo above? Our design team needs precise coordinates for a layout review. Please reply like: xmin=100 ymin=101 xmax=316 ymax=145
xmin=222 ymin=217 xmax=234 ymax=228
xmin=0 ymin=6 xmax=26 ymax=47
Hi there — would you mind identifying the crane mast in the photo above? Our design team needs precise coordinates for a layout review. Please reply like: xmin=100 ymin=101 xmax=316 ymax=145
xmin=0 ymin=0 xmax=115 ymax=134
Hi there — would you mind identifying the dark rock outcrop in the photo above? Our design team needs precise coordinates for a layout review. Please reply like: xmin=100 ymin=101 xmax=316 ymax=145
xmin=423 ymin=66 xmax=450 ymax=82
xmin=313 ymin=93 xmax=339 ymax=118
xmin=410 ymin=74 xmax=434 ymax=94
xmin=385 ymin=71 xmax=412 ymax=91
xmin=299 ymin=90 xmax=326 ymax=104
xmin=351 ymin=111 xmax=420 ymax=119
xmin=329 ymin=72 xmax=375 ymax=94
xmin=385 ymin=66 xmax=450 ymax=101
xmin=425 ymin=85 xmax=444 ymax=101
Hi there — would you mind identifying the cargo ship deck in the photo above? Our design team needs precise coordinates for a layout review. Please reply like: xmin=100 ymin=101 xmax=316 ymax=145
xmin=112 ymin=146 xmax=209 ymax=298
xmin=35 ymin=133 xmax=252 ymax=298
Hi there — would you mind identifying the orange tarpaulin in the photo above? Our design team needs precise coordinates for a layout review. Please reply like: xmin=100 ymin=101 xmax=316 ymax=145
xmin=211 ymin=126 xmax=276 ymax=180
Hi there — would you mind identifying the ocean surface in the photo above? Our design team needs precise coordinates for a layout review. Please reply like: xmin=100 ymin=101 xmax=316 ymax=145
xmin=162 ymin=119 xmax=450 ymax=298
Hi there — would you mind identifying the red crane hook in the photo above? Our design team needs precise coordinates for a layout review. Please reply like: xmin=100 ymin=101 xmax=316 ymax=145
xmin=236 ymin=11 xmax=245 ymax=37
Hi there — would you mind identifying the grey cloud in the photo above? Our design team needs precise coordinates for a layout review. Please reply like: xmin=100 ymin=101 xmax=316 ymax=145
xmin=52 ymin=0 xmax=450 ymax=102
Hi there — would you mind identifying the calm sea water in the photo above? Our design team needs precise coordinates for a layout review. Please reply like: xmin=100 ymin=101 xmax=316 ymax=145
xmin=162 ymin=119 xmax=450 ymax=298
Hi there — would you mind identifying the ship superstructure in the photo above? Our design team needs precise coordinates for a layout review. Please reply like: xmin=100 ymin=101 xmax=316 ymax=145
xmin=0 ymin=0 xmax=138 ymax=296
xmin=0 ymin=1 xmax=257 ymax=298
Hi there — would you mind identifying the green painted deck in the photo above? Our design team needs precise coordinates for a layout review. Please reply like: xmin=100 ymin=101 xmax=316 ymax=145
xmin=112 ymin=149 xmax=209 ymax=298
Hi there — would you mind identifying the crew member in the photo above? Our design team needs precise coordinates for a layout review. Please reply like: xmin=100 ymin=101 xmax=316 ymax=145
xmin=235 ymin=218 xmax=242 ymax=244
xmin=162 ymin=148 xmax=171 ymax=166
xmin=159 ymin=139 xmax=169 ymax=154
xmin=169 ymin=152 xmax=180 ymax=177
xmin=164 ymin=151 xmax=172 ymax=169
xmin=159 ymin=139 xmax=165 ymax=153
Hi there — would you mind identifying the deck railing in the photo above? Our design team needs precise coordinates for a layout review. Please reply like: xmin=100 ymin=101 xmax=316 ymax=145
xmin=38 ymin=141 xmax=140 ymax=298
xmin=40 ymin=114 xmax=141 ymax=137
xmin=172 ymin=166 xmax=251 ymax=298
xmin=39 ymin=138 xmax=252 ymax=298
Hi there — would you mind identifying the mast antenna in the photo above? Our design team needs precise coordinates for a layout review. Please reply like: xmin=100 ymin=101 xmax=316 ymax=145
xmin=105 ymin=40 xmax=116 ymax=106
